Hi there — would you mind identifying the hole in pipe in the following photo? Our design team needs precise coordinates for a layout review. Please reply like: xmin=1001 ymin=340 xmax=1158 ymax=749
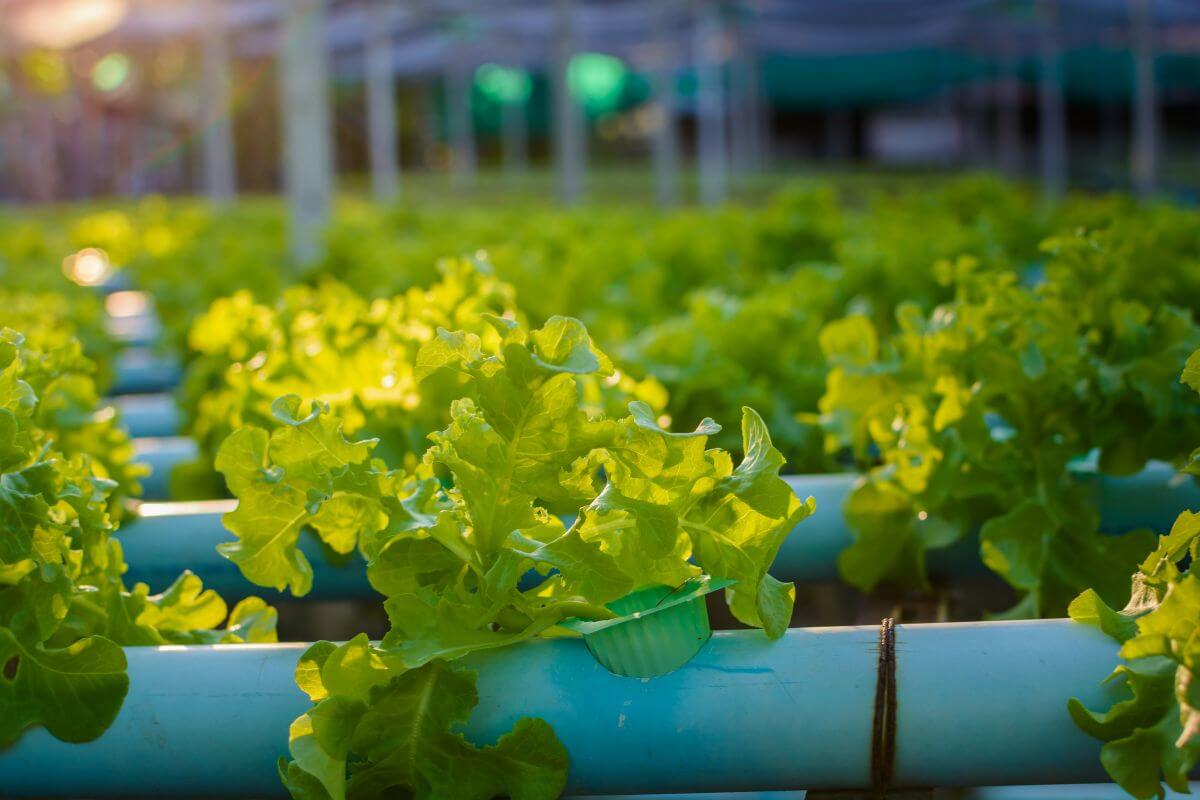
xmin=2 ymin=655 xmax=18 ymax=681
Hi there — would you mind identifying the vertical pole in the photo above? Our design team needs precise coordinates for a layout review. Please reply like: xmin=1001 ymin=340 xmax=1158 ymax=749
xmin=995 ymin=44 xmax=1022 ymax=176
xmin=201 ymin=0 xmax=237 ymax=203
xmin=128 ymin=115 xmax=150 ymax=197
xmin=967 ymin=74 xmax=993 ymax=168
xmin=447 ymin=51 xmax=476 ymax=187
xmin=749 ymin=41 xmax=770 ymax=169
xmin=825 ymin=109 xmax=852 ymax=163
xmin=365 ymin=0 xmax=399 ymax=201
xmin=280 ymin=0 xmax=334 ymax=263
xmin=652 ymin=66 xmax=681 ymax=207
xmin=417 ymin=81 xmax=438 ymax=170
xmin=66 ymin=83 xmax=88 ymax=199
xmin=694 ymin=0 xmax=727 ymax=206
xmin=1037 ymin=0 xmax=1066 ymax=200
xmin=1100 ymin=101 xmax=1122 ymax=162
xmin=31 ymin=100 xmax=58 ymax=203
xmin=553 ymin=0 xmax=584 ymax=204
xmin=502 ymin=97 xmax=528 ymax=177
xmin=728 ymin=11 xmax=760 ymax=181
xmin=1131 ymin=0 xmax=1158 ymax=199
xmin=652 ymin=0 xmax=680 ymax=207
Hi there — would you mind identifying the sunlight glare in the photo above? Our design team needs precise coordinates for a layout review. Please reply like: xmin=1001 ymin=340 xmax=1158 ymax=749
xmin=12 ymin=0 xmax=130 ymax=51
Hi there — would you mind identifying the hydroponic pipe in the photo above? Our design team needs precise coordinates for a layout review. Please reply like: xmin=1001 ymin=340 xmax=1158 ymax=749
xmin=576 ymin=789 xmax=1200 ymax=800
xmin=109 ymin=349 xmax=182 ymax=395
xmin=0 ymin=620 xmax=1126 ymax=797
xmin=117 ymin=462 xmax=1200 ymax=599
xmin=105 ymin=308 xmax=162 ymax=348
xmin=123 ymin=501 xmax=371 ymax=600
xmin=964 ymin=786 xmax=1197 ymax=799
xmin=132 ymin=436 xmax=199 ymax=499
xmin=115 ymin=393 xmax=181 ymax=438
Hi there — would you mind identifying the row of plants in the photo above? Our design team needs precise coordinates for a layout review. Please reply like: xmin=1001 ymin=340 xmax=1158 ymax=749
xmin=2 ymin=175 xmax=1200 ymax=796
xmin=164 ymin=238 xmax=1200 ymax=627
xmin=1 ymin=176 xmax=1050 ymax=359
xmin=1069 ymin=351 xmax=1200 ymax=798
xmin=0 ymin=324 xmax=276 ymax=749
xmin=4 ymin=308 xmax=1199 ymax=797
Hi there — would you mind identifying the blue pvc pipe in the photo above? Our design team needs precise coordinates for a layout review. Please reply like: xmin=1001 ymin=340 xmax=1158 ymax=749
xmin=117 ymin=463 xmax=1200 ymax=599
xmin=132 ymin=437 xmax=199 ymax=500
xmin=105 ymin=309 xmax=162 ymax=348
xmin=97 ymin=271 xmax=135 ymax=294
xmin=121 ymin=501 xmax=375 ymax=601
xmin=576 ymin=790 xmax=1197 ymax=800
xmin=115 ymin=394 xmax=182 ymax=439
xmin=575 ymin=795 xmax=804 ymax=800
xmin=0 ymin=620 xmax=1124 ymax=797
xmin=1078 ymin=459 xmax=1200 ymax=534
xmin=109 ymin=349 xmax=182 ymax=396
xmin=963 ymin=786 xmax=1197 ymax=800
xmin=777 ymin=462 xmax=1200 ymax=581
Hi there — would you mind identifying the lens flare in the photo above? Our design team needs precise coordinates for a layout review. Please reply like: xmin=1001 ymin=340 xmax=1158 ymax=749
xmin=105 ymin=290 xmax=148 ymax=318
xmin=568 ymin=53 xmax=628 ymax=114
xmin=11 ymin=0 xmax=130 ymax=51
xmin=91 ymin=52 xmax=131 ymax=93
xmin=63 ymin=248 xmax=112 ymax=286
xmin=474 ymin=64 xmax=531 ymax=105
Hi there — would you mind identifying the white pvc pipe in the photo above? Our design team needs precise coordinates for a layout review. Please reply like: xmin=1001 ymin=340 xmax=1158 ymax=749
xmin=0 ymin=621 xmax=1124 ymax=797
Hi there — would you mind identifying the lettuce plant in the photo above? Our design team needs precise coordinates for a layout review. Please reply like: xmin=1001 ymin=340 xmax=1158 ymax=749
xmin=2 ymin=316 xmax=144 ymax=516
xmin=622 ymin=267 xmax=842 ymax=473
xmin=815 ymin=256 xmax=1199 ymax=616
xmin=178 ymin=260 xmax=519 ymax=497
xmin=1 ymin=287 xmax=118 ymax=395
xmin=1068 ymin=351 xmax=1200 ymax=797
xmin=181 ymin=260 xmax=665 ymax=500
xmin=217 ymin=317 xmax=811 ymax=798
xmin=0 ymin=328 xmax=277 ymax=747
xmin=1069 ymin=511 xmax=1200 ymax=799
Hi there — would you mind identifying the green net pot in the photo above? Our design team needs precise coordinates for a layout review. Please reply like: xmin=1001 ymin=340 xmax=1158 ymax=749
xmin=560 ymin=576 xmax=733 ymax=678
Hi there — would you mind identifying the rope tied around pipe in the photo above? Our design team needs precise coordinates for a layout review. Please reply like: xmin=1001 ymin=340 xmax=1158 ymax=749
xmin=871 ymin=617 xmax=897 ymax=794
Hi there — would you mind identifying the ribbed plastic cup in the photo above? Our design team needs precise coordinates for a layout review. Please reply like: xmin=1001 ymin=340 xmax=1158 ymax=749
xmin=560 ymin=576 xmax=733 ymax=678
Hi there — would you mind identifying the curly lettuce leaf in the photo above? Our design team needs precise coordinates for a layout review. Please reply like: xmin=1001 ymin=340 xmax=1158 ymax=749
xmin=215 ymin=396 xmax=385 ymax=596
xmin=281 ymin=638 xmax=567 ymax=800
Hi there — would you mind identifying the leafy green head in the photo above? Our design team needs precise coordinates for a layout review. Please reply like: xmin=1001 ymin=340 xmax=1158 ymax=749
xmin=221 ymin=315 xmax=812 ymax=799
